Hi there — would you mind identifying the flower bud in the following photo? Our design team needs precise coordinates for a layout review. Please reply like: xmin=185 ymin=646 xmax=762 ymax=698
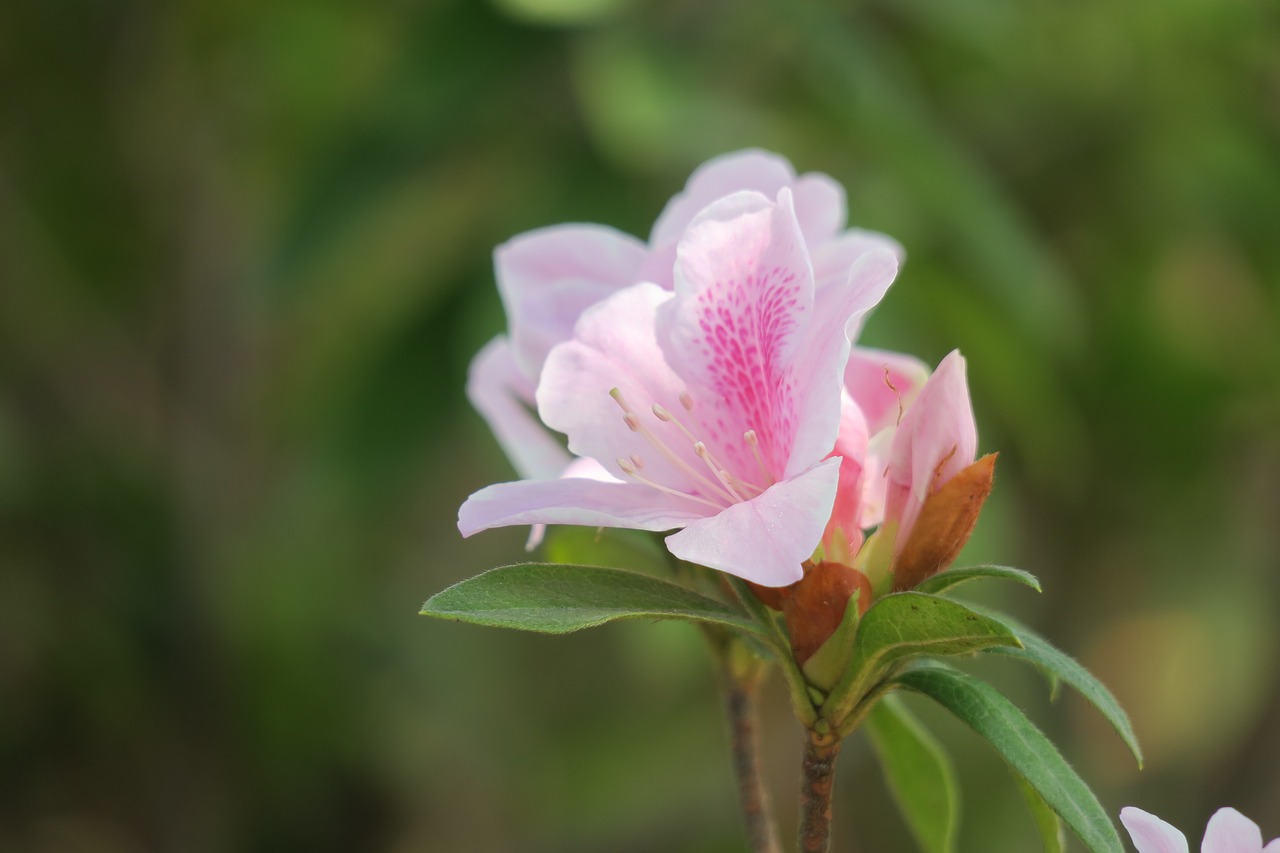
xmin=891 ymin=453 xmax=997 ymax=591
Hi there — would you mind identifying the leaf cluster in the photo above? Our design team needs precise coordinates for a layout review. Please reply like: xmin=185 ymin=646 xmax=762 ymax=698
xmin=422 ymin=560 xmax=1140 ymax=853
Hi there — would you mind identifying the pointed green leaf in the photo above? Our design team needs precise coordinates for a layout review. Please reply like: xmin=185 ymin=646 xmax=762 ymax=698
xmin=975 ymin=608 xmax=1142 ymax=768
xmin=1015 ymin=772 xmax=1066 ymax=853
xmin=896 ymin=663 xmax=1124 ymax=853
xmin=866 ymin=696 xmax=959 ymax=853
xmin=821 ymin=593 xmax=1020 ymax=725
xmin=915 ymin=564 xmax=1042 ymax=596
xmin=421 ymin=563 xmax=766 ymax=637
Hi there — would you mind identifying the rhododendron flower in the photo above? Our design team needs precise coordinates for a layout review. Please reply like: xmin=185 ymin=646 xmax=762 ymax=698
xmin=1121 ymin=806 xmax=1280 ymax=853
xmin=467 ymin=149 xmax=921 ymax=481
xmin=459 ymin=189 xmax=899 ymax=586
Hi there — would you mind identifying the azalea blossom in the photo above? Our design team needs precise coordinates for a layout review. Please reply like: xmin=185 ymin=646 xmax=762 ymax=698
xmin=459 ymin=189 xmax=899 ymax=586
xmin=467 ymin=149 xmax=923 ymax=482
xmin=1121 ymin=806 xmax=1280 ymax=853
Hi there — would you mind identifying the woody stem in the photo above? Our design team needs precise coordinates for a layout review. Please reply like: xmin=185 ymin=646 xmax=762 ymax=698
xmin=723 ymin=667 xmax=782 ymax=853
xmin=798 ymin=730 xmax=842 ymax=853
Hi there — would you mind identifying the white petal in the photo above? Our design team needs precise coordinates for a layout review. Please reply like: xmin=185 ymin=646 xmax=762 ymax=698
xmin=665 ymin=458 xmax=842 ymax=586
xmin=1119 ymin=807 xmax=1190 ymax=853
xmin=466 ymin=337 xmax=571 ymax=480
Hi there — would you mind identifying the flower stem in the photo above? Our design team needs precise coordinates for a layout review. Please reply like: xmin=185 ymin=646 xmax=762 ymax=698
xmin=722 ymin=666 xmax=782 ymax=853
xmin=798 ymin=731 xmax=842 ymax=853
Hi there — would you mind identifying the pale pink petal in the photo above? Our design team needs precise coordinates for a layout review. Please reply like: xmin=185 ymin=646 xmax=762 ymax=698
xmin=844 ymin=346 xmax=931 ymax=437
xmin=649 ymin=150 xmax=797 ymax=247
xmin=523 ymin=457 xmax=621 ymax=551
xmin=811 ymin=228 xmax=906 ymax=298
xmin=496 ymin=224 xmax=647 ymax=375
xmin=783 ymin=247 xmax=899 ymax=479
xmin=665 ymin=458 xmax=842 ymax=586
xmin=659 ymin=189 xmax=813 ymax=482
xmin=791 ymin=172 xmax=848 ymax=246
xmin=823 ymin=393 xmax=869 ymax=552
xmin=1120 ymin=807 xmax=1190 ymax=853
xmin=1261 ymin=839 xmax=1280 ymax=852
xmin=458 ymin=477 xmax=709 ymax=538
xmin=1202 ymin=808 xmax=1264 ymax=853
xmin=537 ymin=283 xmax=711 ymax=494
xmin=885 ymin=350 xmax=977 ymax=553
xmin=466 ymin=337 xmax=572 ymax=480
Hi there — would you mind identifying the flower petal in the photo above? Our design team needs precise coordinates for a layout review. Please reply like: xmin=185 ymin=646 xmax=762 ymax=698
xmin=791 ymin=172 xmax=848 ymax=246
xmin=458 ymin=477 xmax=709 ymax=538
xmin=783 ymin=246 xmax=899 ymax=479
xmin=496 ymin=224 xmax=647 ymax=375
xmin=1262 ymin=840 xmax=1280 ymax=853
xmin=649 ymin=150 xmax=799 ymax=247
xmin=885 ymin=349 xmax=977 ymax=553
xmin=822 ymin=392 xmax=870 ymax=555
xmin=650 ymin=149 xmax=852 ymax=255
xmin=1202 ymin=808 xmax=1264 ymax=853
xmin=811 ymin=228 xmax=905 ymax=295
xmin=466 ymin=337 xmax=572 ymax=480
xmin=1119 ymin=807 xmax=1190 ymax=853
xmin=665 ymin=457 xmax=842 ymax=586
xmin=844 ymin=346 xmax=931 ymax=437
xmin=659 ymin=189 xmax=814 ymax=482
xmin=538 ymin=283 xmax=711 ymax=493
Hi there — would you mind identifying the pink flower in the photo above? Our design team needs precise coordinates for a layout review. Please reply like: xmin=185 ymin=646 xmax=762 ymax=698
xmin=467 ymin=149 xmax=919 ymax=481
xmin=459 ymin=189 xmax=899 ymax=586
xmin=1121 ymin=806 xmax=1280 ymax=853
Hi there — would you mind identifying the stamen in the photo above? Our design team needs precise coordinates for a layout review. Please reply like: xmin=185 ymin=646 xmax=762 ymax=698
xmin=630 ymin=453 xmax=644 ymax=470
xmin=883 ymin=367 xmax=905 ymax=426
xmin=743 ymin=430 xmax=774 ymax=486
xmin=695 ymin=442 xmax=744 ymax=501
xmin=679 ymin=391 xmax=695 ymax=411
xmin=652 ymin=402 xmax=734 ymax=477
xmin=609 ymin=389 xmax=735 ymax=504
xmin=616 ymin=457 xmax=724 ymax=511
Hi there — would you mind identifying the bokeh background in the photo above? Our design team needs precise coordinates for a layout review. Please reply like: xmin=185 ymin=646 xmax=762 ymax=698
xmin=3 ymin=0 xmax=1279 ymax=850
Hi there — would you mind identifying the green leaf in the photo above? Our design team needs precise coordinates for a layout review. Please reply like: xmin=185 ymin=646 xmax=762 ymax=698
xmin=975 ymin=608 xmax=1143 ymax=768
xmin=896 ymin=663 xmax=1124 ymax=853
xmin=421 ymin=563 xmax=766 ymax=637
xmin=1015 ymin=772 xmax=1066 ymax=853
xmin=821 ymin=593 xmax=1020 ymax=727
xmin=866 ymin=696 xmax=959 ymax=853
xmin=915 ymin=564 xmax=1042 ymax=596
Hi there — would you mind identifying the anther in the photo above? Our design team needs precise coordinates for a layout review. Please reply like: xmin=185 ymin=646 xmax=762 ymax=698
xmin=679 ymin=391 xmax=695 ymax=411
xmin=652 ymin=404 xmax=673 ymax=422
xmin=630 ymin=454 xmax=645 ymax=470
xmin=617 ymin=457 xmax=636 ymax=474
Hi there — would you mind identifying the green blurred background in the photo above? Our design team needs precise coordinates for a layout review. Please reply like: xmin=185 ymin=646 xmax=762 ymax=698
xmin=2 ymin=0 xmax=1279 ymax=850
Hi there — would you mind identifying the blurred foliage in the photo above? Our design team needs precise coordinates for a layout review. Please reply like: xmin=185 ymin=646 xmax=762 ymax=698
xmin=1 ymin=0 xmax=1279 ymax=850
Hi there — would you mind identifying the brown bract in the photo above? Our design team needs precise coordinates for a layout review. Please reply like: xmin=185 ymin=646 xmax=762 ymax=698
xmin=782 ymin=561 xmax=873 ymax=665
xmin=891 ymin=452 xmax=997 ymax=591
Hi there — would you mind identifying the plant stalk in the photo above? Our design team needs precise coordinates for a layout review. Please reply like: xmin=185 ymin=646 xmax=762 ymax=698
xmin=798 ymin=730 xmax=843 ymax=853
xmin=722 ymin=668 xmax=782 ymax=853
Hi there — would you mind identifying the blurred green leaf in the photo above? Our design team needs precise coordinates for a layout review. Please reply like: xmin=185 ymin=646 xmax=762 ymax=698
xmin=915 ymin=564 xmax=1042 ymax=596
xmin=896 ymin=663 xmax=1124 ymax=853
xmin=821 ymin=593 xmax=1020 ymax=728
xmin=1015 ymin=771 xmax=1066 ymax=853
xmin=866 ymin=695 xmax=959 ymax=853
xmin=977 ymin=610 xmax=1143 ymax=768
xmin=421 ymin=563 xmax=766 ymax=636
